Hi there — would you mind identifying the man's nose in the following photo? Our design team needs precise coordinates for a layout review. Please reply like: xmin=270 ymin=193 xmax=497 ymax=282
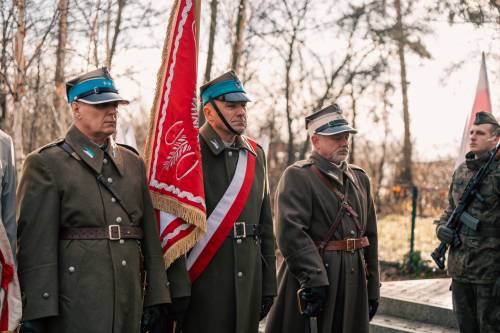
xmin=235 ymin=105 xmax=247 ymax=116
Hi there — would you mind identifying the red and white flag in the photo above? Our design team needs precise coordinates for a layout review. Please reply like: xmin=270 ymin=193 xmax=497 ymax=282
xmin=144 ymin=0 xmax=206 ymax=267
xmin=455 ymin=52 xmax=493 ymax=168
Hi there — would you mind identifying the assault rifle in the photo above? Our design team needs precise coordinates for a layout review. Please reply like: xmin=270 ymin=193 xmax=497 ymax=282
xmin=431 ymin=142 xmax=500 ymax=270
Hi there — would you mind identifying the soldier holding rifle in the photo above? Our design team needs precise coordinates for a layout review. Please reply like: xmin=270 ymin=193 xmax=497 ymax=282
xmin=435 ymin=111 xmax=500 ymax=333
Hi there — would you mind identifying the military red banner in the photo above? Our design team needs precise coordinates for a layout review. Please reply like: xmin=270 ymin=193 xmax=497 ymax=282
xmin=144 ymin=0 xmax=206 ymax=267
xmin=455 ymin=52 xmax=493 ymax=168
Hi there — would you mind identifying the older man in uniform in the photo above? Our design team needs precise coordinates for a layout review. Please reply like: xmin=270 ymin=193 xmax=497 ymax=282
xmin=169 ymin=71 xmax=277 ymax=333
xmin=17 ymin=68 xmax=170 ymax=333
xmin=265 ymin=104 xmax=380 ymax=333
xmin=436 ymin=111 xmax=500 ymax=333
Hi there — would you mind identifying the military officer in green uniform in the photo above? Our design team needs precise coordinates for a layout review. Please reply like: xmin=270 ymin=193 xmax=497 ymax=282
xmin=436 ymin=111 xmax=500 ymax=333
xmin=168 ymin=71 xmax=277 ymax=333
xmin=17 ymin=68 xmax=170 ymax=333
xmin=265 ymin=104 xmax=380 ymax=333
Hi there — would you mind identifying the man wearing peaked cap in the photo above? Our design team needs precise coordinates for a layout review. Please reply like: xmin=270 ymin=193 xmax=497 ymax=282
xmin=168 ymin=71 xmax=277 ymax=333
xmin=265 ymin=103 xmax=380 ymax=333
xmin=435 ymin=111 xmax=500 ymax=333
xmin=17 ymin=67 xmax=171 ymax=333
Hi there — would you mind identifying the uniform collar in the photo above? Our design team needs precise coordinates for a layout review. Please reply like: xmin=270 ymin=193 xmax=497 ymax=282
xmin=309 ymin=151 xmax=359 ymax=190
xmin=465 ymin=150 xmax=494 ymax=171
xmin=65 ymin=125 xmax=124 ymax=176
xmin=200 ymin=123 xmax=256 ymax=156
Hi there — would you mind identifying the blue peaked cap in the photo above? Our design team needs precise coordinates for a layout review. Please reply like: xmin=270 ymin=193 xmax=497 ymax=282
xmin=67 ymin=78 xmax=116 ymax=103
xmin=66 ymin=67 xmax=128 ymax=105
xmin=201 ymin=75 xmax=250 ymax=105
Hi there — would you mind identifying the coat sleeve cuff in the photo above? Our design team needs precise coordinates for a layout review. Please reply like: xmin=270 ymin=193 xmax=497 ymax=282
xmin=261 ymin=254 xmax=277 ymax=296
xmin=19 ymin=265 xmax=59 ymax=320
xmin=166 ymin=256 xmax=191 ymax=299
xmin=285 ymin=245 xmax=329 ymax=288
xmin=143 ymin=255 xmax=171 ymax=306
xmin=368 ymin=279 xmax=381 ymax=300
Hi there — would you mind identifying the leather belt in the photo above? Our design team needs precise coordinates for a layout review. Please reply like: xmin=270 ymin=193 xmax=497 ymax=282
xmin=230 ymin=222 xmax=260 ymax=239
xmin=315 ymin=236 xmax=369 ymax=252
xmin=60 ymin=225 xmax=143 ymax=240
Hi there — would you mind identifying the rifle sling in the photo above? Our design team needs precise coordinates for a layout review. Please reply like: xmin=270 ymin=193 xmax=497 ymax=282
xmin=58 ymin=141 xmax=135 ymax=223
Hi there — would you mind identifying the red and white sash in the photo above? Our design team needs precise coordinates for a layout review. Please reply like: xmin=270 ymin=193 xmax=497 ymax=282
xmin=0 ymin=224 xmax=21 ymax=331
xmin=187 ymin=140 xmax=257 ymax=281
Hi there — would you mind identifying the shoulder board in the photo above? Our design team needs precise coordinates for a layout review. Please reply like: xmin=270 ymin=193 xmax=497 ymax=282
xmin=241 ymin=135 xmax=260 ymax=148
xmin=349 ymin=163 xmax=366 ymax=174
xmin=38 ymin=138 xmax=65 ymax=153
xmin=293 ymin=159 xmax=313 ymax=168
xmin=117 ymin=143 xmax=140 ymax=156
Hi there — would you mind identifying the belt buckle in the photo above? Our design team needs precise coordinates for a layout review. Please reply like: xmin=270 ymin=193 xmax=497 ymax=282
xmin=108 ymin=225 xmax=121 ymax=240
xmin=346 ymin=238 xmax=356 ymax=252
xmin=233 ymin=222 xmax=246 ymax=239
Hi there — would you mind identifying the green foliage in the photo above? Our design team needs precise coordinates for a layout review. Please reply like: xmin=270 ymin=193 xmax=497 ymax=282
xmin=402 ymin=250 xmax=433 ymax=276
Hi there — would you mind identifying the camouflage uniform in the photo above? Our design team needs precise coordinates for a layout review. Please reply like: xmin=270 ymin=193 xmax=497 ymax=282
xmin=436 ymin=151 xmax=500 ymax=332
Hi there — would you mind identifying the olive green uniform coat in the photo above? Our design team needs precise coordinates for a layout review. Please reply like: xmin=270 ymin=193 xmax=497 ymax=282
xmin=17 ymin=126 xmax=170 ymax=333
xmin=436 ymin=151 xmax=500 ymax=331
xmin=265 ymin=152 xmax=380 ymax=333
xmin=178 ymin=123 xmax=277 ymax=333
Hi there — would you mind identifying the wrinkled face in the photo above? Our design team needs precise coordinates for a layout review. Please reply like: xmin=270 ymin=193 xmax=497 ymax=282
xmin=469 ymin=123 xmax=498 ymax=155
xmin=204 ymin=99 xmax=248 ymax=137
xmin=73 ymin=101 xmax=119 ymax=142
xmin=311 ymin=132 xmax=350 ymax=164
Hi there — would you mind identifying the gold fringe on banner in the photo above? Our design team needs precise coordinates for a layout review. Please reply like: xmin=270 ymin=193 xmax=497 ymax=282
xmin=143 ymin=0 xmax=205 ymax=268
xmin=144 ymin=0 xmax=181 ymax=172
xmin=150 ymin=192 xmax=206 ymax=230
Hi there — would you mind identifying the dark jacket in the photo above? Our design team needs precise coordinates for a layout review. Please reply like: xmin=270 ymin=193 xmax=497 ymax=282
xmin=179 ymin=123 xmax=277 ymax=333
xmin=265 ymin=152 xmax=379 ymax=333
xmin=17 ymin=126 xmax=170 ymax=333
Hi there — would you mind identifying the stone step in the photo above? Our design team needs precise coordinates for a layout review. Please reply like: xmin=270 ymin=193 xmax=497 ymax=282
xmin=377 ymin=278 xmax=458 ymax=329
xmin=370 ymin=314 xmax=459 ymax=333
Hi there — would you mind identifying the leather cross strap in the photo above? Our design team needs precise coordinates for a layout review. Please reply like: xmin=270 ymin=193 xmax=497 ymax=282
xmin=314 ymin=236 xmax=369 ymax=252
xmin=58 ymin=141 xmax=135 ymax=223
xmin=60 ymin=225 xmax=143 ymax=240
xmin=310 ymin=165 xmax=363 ymax=232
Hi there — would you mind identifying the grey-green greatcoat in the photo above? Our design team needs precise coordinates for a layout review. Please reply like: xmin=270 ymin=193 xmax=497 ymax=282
xmin=265 ymin=152 xmax=380 ymax=333
xmin=178 ymin=123 xmax=277 ymax=333
xmin=17 ymin=126 xmax=170 ymax=333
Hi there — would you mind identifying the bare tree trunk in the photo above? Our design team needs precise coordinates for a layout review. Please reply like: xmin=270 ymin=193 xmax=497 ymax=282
xmin=89 ymin=0 xmax=101 ymax=67
xmin=13 ymin=0 xmax=26 ymax=173
xmin=230 ymin=0 xmax=246 ymax=73
xmin=349 ymin=87 xmax=357 ymax=164
xmin=375 ymin=86 xmax=391 ymax=209
xmin=395 ymin=0 xmax=413 ymax=185
xmin=200 ymin=0 xmax=218 ymax=126
xmin=53 ymin=0 xmax=69 ymax=136
xmin=0 ymin=4 xmax=12 ymax=126
xmin=106 ymin=0 xmax=125 ymax=69
xmin=204 ymin=0 xmax=218 ymax=83
xmin=284 ymin=35 xmax=296 ymax=165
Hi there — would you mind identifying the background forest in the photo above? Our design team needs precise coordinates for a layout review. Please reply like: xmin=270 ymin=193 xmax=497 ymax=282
xmin=1 ymin=0 xmax=499 ymax=270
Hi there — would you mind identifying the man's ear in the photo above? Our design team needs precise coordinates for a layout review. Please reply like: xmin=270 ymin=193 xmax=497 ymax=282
xmin=203 ymin=103 xmax=213 ymax=122
xmin=310 ymin=134 xmax=319 ymax=150
xmin=72 ymin=102 xmax=81 ymax=120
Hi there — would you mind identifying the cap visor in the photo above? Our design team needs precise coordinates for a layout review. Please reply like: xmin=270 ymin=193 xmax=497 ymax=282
xmin=78 ymin=92 xmax=129 ymax=105
xmin=316 ymin=125 xmax=357 ymax=136
xmin=222 ymin=92 xmax=251 ymax=103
